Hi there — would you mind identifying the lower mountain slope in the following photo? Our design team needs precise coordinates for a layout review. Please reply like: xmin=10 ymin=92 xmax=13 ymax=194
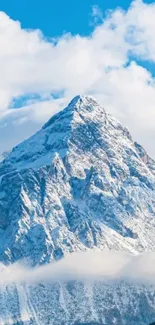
xmin=1 ymin=281 xmax=155 ymax=325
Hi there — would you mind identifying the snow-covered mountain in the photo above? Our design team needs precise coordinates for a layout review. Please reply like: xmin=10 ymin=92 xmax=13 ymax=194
xmin=0 ymin=95 xmax=155 ymax=324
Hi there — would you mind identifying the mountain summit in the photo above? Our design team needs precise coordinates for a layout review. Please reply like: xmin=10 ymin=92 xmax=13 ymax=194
xmin=1 ymin=96 xmax=155 ymax=324
xmin=1 ymin=95 xmax=131 ymax=172
xmin=0 ymin=95 xmax=155 ymax=265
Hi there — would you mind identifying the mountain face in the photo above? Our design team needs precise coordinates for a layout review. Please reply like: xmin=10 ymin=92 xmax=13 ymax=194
xmin=0 ymin=95 xmax=155 ymax=324
xmin=0 ymin=95 xmax=155 ymax=264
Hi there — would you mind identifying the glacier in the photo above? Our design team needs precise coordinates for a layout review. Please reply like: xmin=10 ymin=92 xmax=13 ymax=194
xmin=0 ymin=95 xmax=155 ymax=324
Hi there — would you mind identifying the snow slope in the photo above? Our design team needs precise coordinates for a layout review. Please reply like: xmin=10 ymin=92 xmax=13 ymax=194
xmin=0 ymin=95 xmax=155 ymax=324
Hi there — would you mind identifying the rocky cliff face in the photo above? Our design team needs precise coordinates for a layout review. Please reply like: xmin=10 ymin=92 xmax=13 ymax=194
xmin=0 ymin=95 xmax=155 ymax=324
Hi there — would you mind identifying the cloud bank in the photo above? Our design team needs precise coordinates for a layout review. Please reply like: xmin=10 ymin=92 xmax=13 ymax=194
xmin=1 ymin=250 xmax=155 ymax=286
xmin=1 ymin=1 xmax=155 ymax=157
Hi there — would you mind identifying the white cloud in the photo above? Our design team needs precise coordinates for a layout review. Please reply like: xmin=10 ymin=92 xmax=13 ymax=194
xmin=0 ymin=1 xmax=155 ymax=156
xmin=90 ymin=5 xmax=103 ymax=25
xmin=0 ymin=97 xmax=68 ymax=155
xmin=1 ymin=250 xmax=155 ymax=286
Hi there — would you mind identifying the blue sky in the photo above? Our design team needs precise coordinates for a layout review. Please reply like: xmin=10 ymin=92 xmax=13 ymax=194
xmin=0 ymin=0 xmax=155 ymax=158
xmin=0 ymin=1 xmax=132 ymax=36
xmin=0 ymin=0 xmax=152 ymax=36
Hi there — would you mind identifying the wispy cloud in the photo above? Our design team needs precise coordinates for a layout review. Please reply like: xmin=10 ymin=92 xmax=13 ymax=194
xmin=90 ymin=5 xmax=103 ymax=26
xmin=1 ymin=251 xmax=155 ymax=286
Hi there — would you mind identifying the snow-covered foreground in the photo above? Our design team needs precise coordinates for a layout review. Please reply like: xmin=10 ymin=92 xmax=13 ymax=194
xmin=0 ymin=279 xmax=155 ymax=325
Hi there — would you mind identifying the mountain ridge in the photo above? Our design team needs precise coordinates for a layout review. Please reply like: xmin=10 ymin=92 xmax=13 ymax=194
xmin=0 ymin=95 xmax=133 ymax=172
xmin=0 ymin=95 xmax=155 ymax=324
xmin=0 ymin=95 xmax=155 ymax=265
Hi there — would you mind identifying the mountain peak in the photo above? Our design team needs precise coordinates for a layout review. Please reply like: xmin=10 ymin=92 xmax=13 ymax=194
xmin=1 ymin=95 xmax=155 ymax=324
xmin=67 ymin=94 xmax=105 ymax=115
xmin=42 ymin=94 xmax=101 ymax=131
xmin=0 ymin=95 xmax=138 ymax=174
xmin=0 ymin=95 xmax=155 ymax=265
xmin=68 ymin=94 xmax=98 ymax=108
